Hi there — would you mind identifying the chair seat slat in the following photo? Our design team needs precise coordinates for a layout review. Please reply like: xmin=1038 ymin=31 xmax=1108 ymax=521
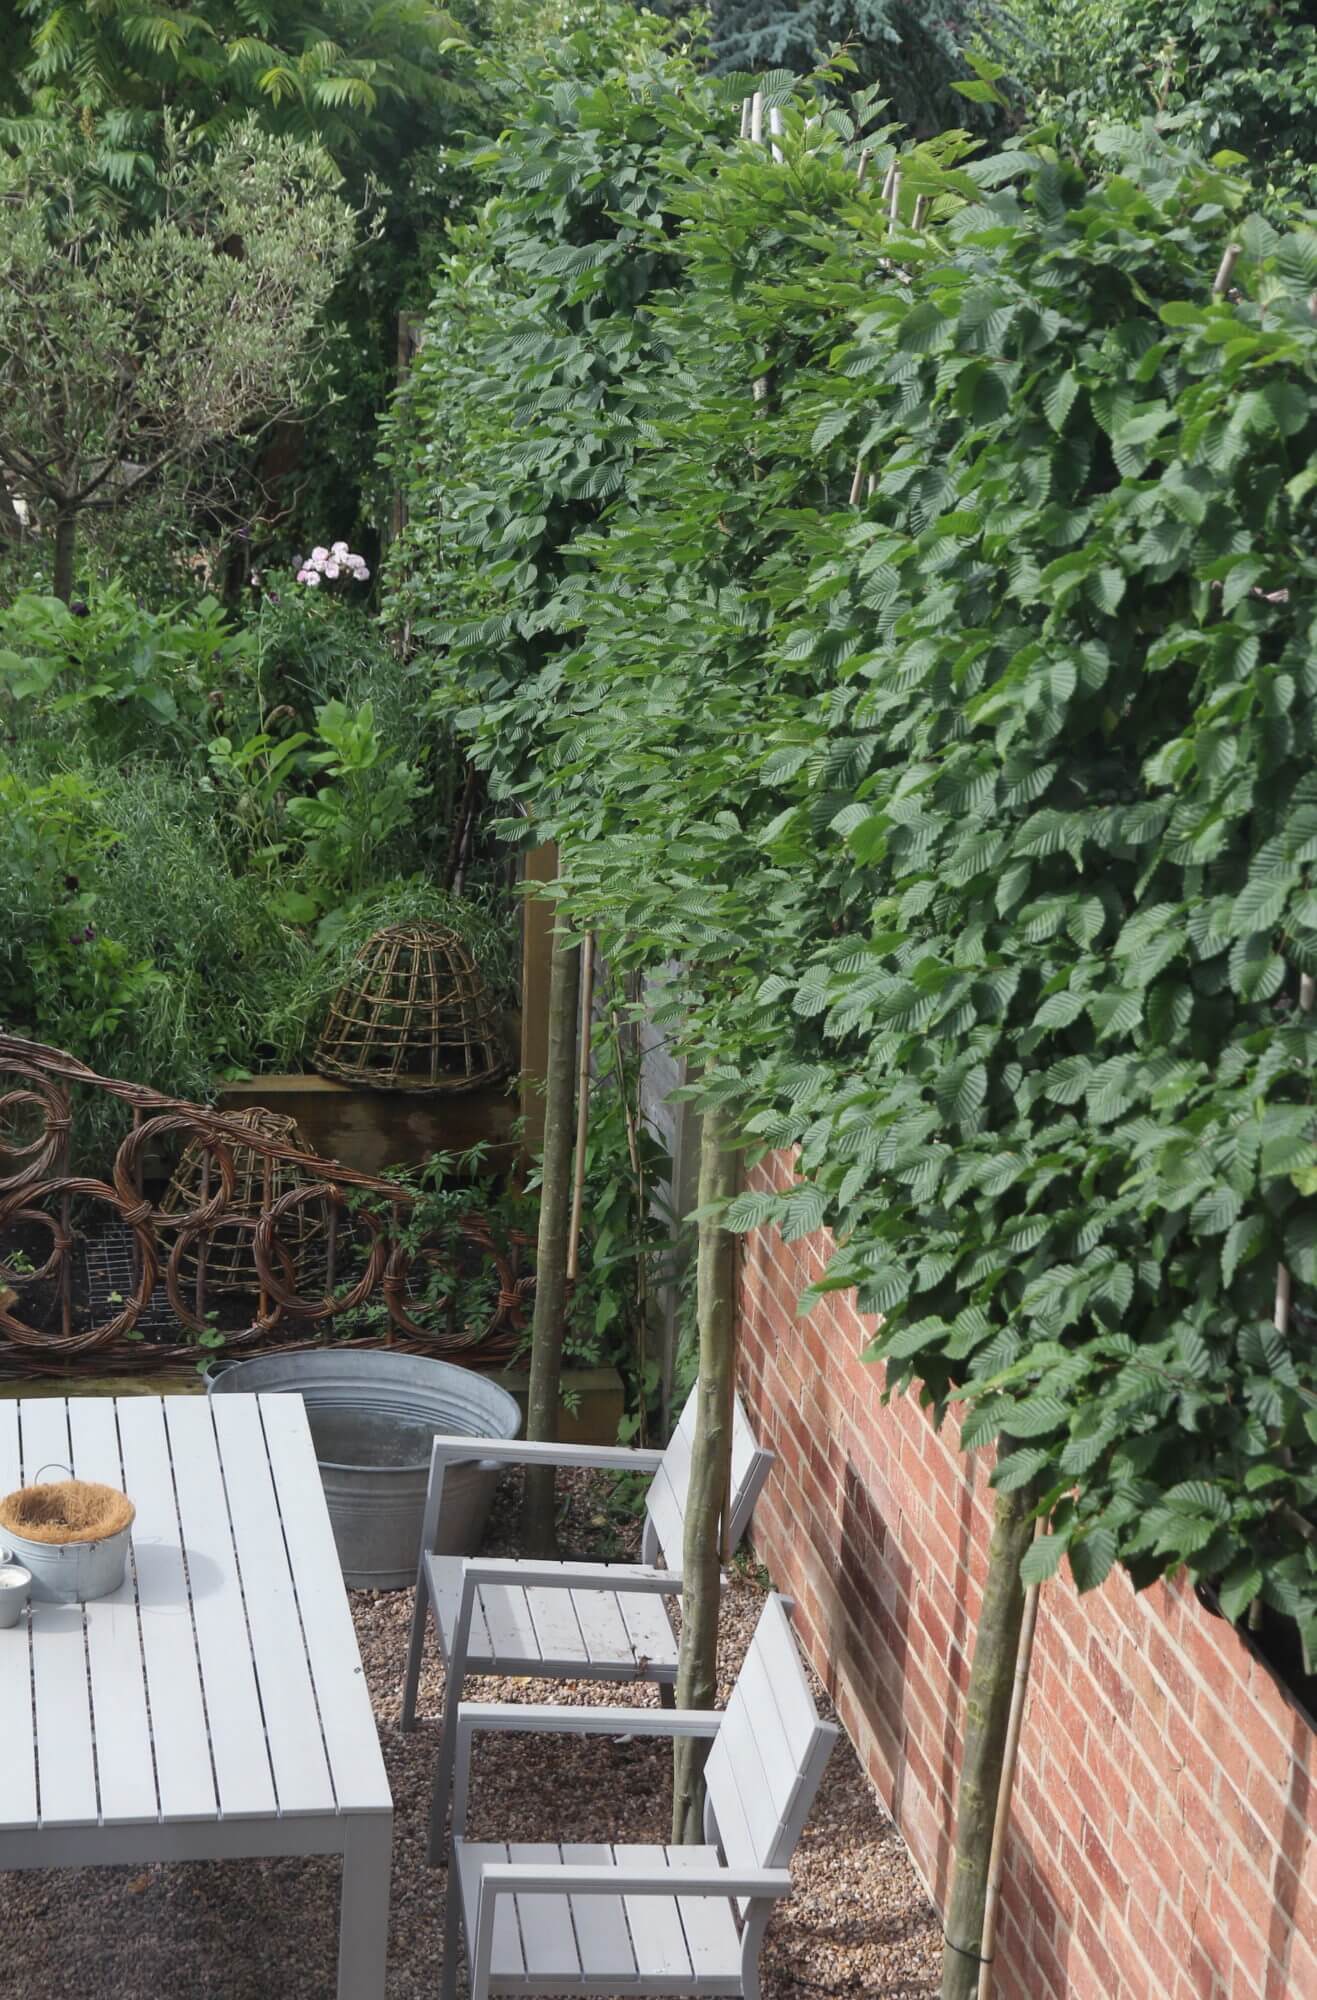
xmin=624 ymin=1844 xmax=693 ymax=1981
xmin=525 ymin=1586 xmax=587 ymax=1666
xmin=616 ymin=1590 xmax=677 ymax=1673
xmin=510 ymin=1842 xmax=581 ymax=1979
xmin=478 ymin=1583 xmax=542 ymax=1669
xmin=561 ymin=1841 xmax=637 ymax=1978
xmin=570 ymin=1587 xmax=635 ymax=1667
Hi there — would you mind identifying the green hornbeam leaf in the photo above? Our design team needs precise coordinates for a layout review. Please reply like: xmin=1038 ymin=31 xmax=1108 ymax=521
xmin=994 ymin=1445 xmax=1051 ymax=1491
xmin=724 ymin=1191 xmax=781 ymax=1232
xmin=1069 ymin=1527 xmax=1118 ymax=1592
xmin=1217 ymin=1562 xmax=1265 ymax=1625
xmin=1043 ymin=371 xmax=1079 ymax=433
xmin=1190 ymin=1185 xmax=1242 ymax=1237
xmin=1001 ymin=1394 xmax=1070 ymax=1438
xmin=1020 ymin=1533 xmax=1069 ymax=1586
xmin=1222 ymin=1213 xmax=1267 ymax=1285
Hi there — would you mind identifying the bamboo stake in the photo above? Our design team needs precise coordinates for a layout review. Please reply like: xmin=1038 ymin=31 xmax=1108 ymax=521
xmin=609 ymin=995 xmax=650 ymax=1447
xmin=849 ymin=457 xmax=866 ymax=505
xmin=740 ymin=97 xmax=752 ymax=141
xmin=751 ymin=93 xmax=770 ymax=403
xmin=566 ymin=932 xmax=596 ymax=1284
xmin=768 ymin=104 xmax=784 ymax=165
xmin=521 ymin=915 xmax=582 ymax=1555
xmin=888 ymin=166 xmax=902 ymax=226
xmin=855 ymin=147 xmax=871 ymax=185
xmin=976 ymin=1576 xmax=1041 ymax=2000
xmin=1213 ymin=242 xmax=1242 ymax=296
xmin=913 ymin=193 xmax=931 ymax=229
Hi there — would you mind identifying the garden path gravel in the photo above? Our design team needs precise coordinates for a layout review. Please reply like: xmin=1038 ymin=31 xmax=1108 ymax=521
xmin=0 ymin=1474 xmax=941 ymax=1998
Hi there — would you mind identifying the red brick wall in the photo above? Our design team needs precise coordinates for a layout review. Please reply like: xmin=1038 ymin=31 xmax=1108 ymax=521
xmin=737 ymin=1151 xmax=1317 ymax=2000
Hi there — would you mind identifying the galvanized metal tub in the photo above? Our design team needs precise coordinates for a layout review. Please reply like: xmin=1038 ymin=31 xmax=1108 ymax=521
xmin=2 ymin=1520 xmax=131 ymax=1604
xmin=208 ymin=1350 xmax=521 ymax=1589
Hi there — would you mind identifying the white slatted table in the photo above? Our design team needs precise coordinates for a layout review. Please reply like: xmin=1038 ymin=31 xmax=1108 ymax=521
xmin=0 ymin=1393 xmax=392 ymax=1998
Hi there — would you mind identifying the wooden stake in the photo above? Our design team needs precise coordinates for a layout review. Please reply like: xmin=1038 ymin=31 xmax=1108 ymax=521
xmin=855 ymin=147 xmax=871 ymax=185
xmin=740 ymin=97 xmax=752 ymax=141
xmin=976 ymin=1576 xmax=1041 ymax=2000
xmin=1213 ymin=242 xmax=1242 ymax=296
xmin=566 ymin=932 xmax=595 ymax=1284
xmin=521 ymin=915 xmax=582 ymax=1556
xmin=888 ymin=166 xmax=902 ymax=226
xmin=751 ymin=93 xmax=770 ymax=403
xmin=913 ymin=193 xmax=931 ymax=229
xmin=768 ymin=104 xmax=784 ymax=165
xmin=849 ymin=457 xmax=866 ymax=505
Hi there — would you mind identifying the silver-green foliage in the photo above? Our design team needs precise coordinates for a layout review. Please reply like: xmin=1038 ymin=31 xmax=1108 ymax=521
xmin=392 ymin=23 xmax=1317 ymax=1649
xmin=0 ymin=118 xmax=354 ymax=589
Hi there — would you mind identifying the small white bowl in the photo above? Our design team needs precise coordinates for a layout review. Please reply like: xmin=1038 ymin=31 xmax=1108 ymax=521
xmin=0 ymin=1561 xmax=32 ymax=1629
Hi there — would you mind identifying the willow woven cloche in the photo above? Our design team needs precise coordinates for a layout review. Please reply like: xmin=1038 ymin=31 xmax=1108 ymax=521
xmin=159 ymin=1106 xmax=327 ymax=1293
xmin=313 ymin=922 xmax=505 ymax=1094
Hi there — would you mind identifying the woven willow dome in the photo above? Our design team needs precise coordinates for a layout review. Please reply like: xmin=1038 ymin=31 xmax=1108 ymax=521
xmin=160 ymin=1107 xmax=327 ymax=1293
xmin=314 ymin=922 xmax=505 ymax=1094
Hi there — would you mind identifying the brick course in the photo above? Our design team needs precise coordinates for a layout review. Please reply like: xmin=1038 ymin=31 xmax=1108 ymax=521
xmin=737 ymin=1151 xmax=1317 ymax=2000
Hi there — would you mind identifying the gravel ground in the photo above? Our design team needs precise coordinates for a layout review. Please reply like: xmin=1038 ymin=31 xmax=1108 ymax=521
xmin=0 ymin=1474 xmax=940 ymax=1998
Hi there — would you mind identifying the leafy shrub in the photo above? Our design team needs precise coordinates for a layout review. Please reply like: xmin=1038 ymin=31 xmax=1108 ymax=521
xmin=1010 ymin=0 xmax=1317 ymax=201
xmin=0 ymin=582 xmax=249 ymax=759
xmin=0 ymin=756 xmax=310 ymax=1137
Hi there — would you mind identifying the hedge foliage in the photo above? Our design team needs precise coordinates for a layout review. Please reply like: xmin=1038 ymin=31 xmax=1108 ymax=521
xmin=387 ymin=20 xmax=1317 ymax=1648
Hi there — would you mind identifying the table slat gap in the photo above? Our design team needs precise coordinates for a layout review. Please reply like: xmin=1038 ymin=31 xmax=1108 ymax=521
xmin=163 ymin=1398 xmax=278 ymax=1820
xmin=68 ymin=1398 xmax=159 ymax=1826
xmin=256 ymin=1394 xmax=390 ymax=1816
xmin=206 ymin=1395 xmax=336 ymax=1817
xmin=115 ymin=1399 xmax=219 ymax=1821
xmin=20 ymin=1398 xmax=101 ymax=1830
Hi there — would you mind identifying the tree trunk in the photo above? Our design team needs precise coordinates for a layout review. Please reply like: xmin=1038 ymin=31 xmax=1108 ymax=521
xmin=52 ymin=508 xmax=77 ymax=604
xmin=0 ymin=479 xmax=23 ymax=542
xmin=939 ymin=1460 xmax=1037 ymax=2000
xmin=520 ymin=914 xmax=581 ymax=1555
xmin=672 ymin=1104 xmax=738 ymax=1844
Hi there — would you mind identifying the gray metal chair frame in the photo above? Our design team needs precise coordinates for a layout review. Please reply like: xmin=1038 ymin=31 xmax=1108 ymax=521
xmin=401 ymin=1389 xmax=773 ymax=1856
xmin=441 ymin=1593 xmax=837 ymax=2000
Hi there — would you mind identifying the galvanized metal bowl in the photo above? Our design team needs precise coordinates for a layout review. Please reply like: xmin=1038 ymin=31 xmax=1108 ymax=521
xmin=0 ymin=1553 xmax=31 ymax=1628
xmin=0 ymin=1475 xmax=135 ymax=1604
xmin=208 ymin=1349 xmax=522 ymax=1588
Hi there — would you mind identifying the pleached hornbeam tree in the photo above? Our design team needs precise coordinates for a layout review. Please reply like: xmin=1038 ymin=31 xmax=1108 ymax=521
xmin=672 ymin=1103 xmax=739 ymax=1844
xmin=939 ymin=1467 xmax=1037 ymax=2000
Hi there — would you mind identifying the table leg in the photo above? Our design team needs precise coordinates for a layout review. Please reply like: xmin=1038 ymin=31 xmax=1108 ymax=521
xmin=339 ymin=1811 xmax=393 ymax=2000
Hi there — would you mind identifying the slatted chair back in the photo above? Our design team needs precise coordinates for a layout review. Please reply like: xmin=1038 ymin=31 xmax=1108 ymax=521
xmin=639 ymin=1388 xmax=771 ymax=1571
xmin=704 ymin=1594 xmax=837 ymax=1913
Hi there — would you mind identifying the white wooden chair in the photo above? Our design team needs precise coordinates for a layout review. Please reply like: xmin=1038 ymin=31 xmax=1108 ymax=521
xmin=441 ymin=1592 xmax=836 ymax=2000
xmin=401 ymin=1389 xmax=772 ymax=1851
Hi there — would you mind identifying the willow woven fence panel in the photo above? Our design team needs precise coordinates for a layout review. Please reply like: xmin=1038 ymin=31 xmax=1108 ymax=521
xmin=314 ymin=923 xmax=505 ymax=1093
xmin=0 ymin=1034 xmax=531 ymax=1374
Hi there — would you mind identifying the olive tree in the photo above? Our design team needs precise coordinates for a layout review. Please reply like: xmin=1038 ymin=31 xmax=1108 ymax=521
xmin=0 ymin=121 xmax=354 ymax=599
